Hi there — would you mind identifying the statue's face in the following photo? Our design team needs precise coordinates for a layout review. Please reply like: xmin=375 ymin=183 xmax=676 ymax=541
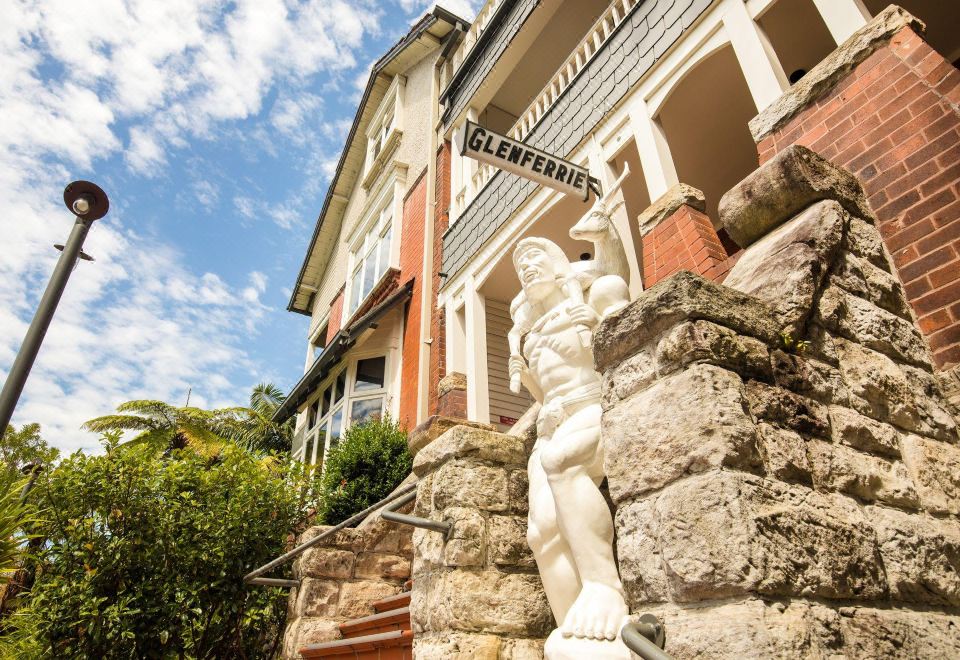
xmin=517 ymin=247 xmax=558 ymax=300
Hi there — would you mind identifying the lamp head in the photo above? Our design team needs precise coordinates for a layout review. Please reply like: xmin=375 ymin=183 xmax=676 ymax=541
xmin=63 ymin=180 xmax=109 ymax=220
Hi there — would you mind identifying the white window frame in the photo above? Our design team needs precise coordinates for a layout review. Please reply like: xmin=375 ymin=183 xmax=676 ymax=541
xmin=299 ymin=352 xmax=390 ymax=467
xmin=345 ymin=196 xmax=396 ymax=320
xmin=364 ymin=75 xmax=406 ymax=175
xmin=306 ymin=319 xmax=329 ymax=368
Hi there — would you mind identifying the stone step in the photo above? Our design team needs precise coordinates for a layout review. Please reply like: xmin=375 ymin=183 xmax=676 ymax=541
xmin=371 ymin=590 xmax=411 ymax=613
xmin=339 ymin=607 xmax=411 ymax=638
xmin=300 ymin=629 xmax=413 ymax=659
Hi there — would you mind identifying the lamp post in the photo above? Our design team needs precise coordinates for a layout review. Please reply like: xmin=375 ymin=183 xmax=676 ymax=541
xmin=0 ymin=181 xmax=110 ymax=432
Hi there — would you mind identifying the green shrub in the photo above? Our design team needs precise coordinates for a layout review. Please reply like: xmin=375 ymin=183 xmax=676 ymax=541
xmin=6 ymin=435 xmax=320 ymax=659
xmin=319 ymin=416 xmax=412 ymax=526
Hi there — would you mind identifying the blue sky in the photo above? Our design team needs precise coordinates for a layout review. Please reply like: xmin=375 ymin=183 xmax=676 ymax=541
xmin=0 ymin=0 xmax=479 ymax=454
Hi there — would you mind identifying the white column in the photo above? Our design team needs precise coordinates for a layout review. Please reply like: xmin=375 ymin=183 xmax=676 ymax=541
xmin=812 ymin=0 xmax=870 ymax=45
xmin=588 ymin=139 xmax=644 ymax=298
xmin=463 ymin=278 xmax=490 ymax=424
xmin=445 ymin=296 xmax=467 ymax=376
xmin=722 ymin=0 xmax=789 ymax=112
xmin=628 ymin=98 xmax=679 ymax=201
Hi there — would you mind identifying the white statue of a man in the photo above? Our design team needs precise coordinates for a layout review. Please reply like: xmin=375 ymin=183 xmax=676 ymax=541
xmin=508 ymin=236 xmax=631 ymax=658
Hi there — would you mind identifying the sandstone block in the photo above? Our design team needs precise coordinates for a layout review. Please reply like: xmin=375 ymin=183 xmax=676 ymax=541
xmin=901 ymin=434 xmax=960 ymax=515
xmin=413 ymin=633 xmax=501 ymax=659
xmin=336 ymin=580 xmax=399 ymax=619
xmin=408 ymin=415 xmax=495 ymax=456
xmin=412 ymin=525 xmax=444 ymax=577
xmin=617 ymin=473 xmax=887 ymax=605
xmin=603 ymin=364 xmax=761 ymax=503
xmin=637 ymin=183 xmax=706 ymax=236
xmin=488 ymin=515 xmax=535 ymax=568
xmin=807 ymin=440 xmax=918 ymax=509
xmin=295 ymin=578 xmax=340 ymax=618
xmin=298 ymin=547 xmax=354 ymax=580
xmin=828 ymin=405 xmax=900 ymax=457
xmin=838 ymin=607 xmax=960 ymax=658
xmin=724 ymin=200 xmax=845 ymax=336
xmin=428 ymin=570 xmax=553 ymax=636
xmin=432 ymin=460 xmax=510 ymax=512
xmin=500 ymin=637 xmax=545 ymax=659
xmin=719 ymin=146 xmax=870 ymax=248
xmin=836 ymin=340 xmax=956 ymax=440
xmin=594 ymin=271 xmax=779 ymax=372
xmin=443 ymin=507 xmax=485 ymax=567
xmin=818 ymin=286 xmax=931 ymax=368
xmin=655 ymin=320 xmax=771 ymax=381
xmin=354 ymin=552 xmax=410 ymax=581
xmin=847 ymin=217 xmax=891 ymax=271
xmin=756 ymin=422 xmax=812 ymax=484
xmin=770 ymin=350 xmax=849 ymax=406
xmin=866 ymin=504 xmax=960 ymax=606
xmin=508 ymin=468 xmax=529 ymax=516
xmin=413 ymin=425 xmax=527 ymax=477
xmin=832 ymin=252 xmax=911 ymax=320
xmin=295 ymin=617 xmax=341 ymax=648
xmin=601 ymin=346 xmax=657 ymax=410
xmin=745 ymin=381 xmax=830 ymax=438
xmin=615 ymin=498 xmax=670 ymax=605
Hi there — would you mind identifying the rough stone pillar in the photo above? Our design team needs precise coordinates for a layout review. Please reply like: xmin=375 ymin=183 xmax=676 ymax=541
xmin=281 ymin=519 xmax=412 ymax=658
xmin=409 ymin=425 xmax=552 ymax=658
xmin=594 ymin=146 xmax=960 ymax=657
xmin=638 ymin=183 xmax=734 ymax=288
xmin=750 ymin=5 xmax=960 ymax=368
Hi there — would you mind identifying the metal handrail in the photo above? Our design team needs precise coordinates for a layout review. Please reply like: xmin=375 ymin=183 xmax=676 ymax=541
xmin=243 ymin=481 xmax=418 ymax=588
xmin=622 ymin=615 xmax=673 ymax=660
xmin=381 ymin=490 xmax=453 ymax=537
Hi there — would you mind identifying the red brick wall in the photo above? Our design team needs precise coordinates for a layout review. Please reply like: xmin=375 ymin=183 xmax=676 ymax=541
xmin=397 ymin=169 xmax=428 ymax=429
xmin=428 ymin=142 xmax=452 ymax=416
xmin=756 ymin=26 xmax=960 ymax=367
xmin=326 ymin=287 xmax=345 ymax=344
xmin=641 ymin=205 xmax=730 ymax=287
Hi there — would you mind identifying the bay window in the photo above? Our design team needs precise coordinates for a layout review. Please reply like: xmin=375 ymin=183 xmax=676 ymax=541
xmin=300 ymin=354 xmax=389 ymax=467
xmin=347 ymin=205 xmax=393 ymax=317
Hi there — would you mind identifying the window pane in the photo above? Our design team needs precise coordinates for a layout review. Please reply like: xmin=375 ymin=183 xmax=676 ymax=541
xmin=330 ymin=408 xmax=343 ymax=448
xmin=335 ymin=371 xmax=346 ymax=403
xmin=351 ymin=397 xmax=383 ymax=424
xmin=320 ymin=385 xmax=331 ymax=417
xmin=350 ymin=267 xmax=362 ymax=313
xmin=312 ymin=429 xmax=326 ymax=464
xmin=362 ymin=254 xmax=376 ymax=299
xmin=377 ymin=226 xmax=392 ymax=279
xmin=355 ymin=357 xmax=386 ymax=391
xmin=308 ymin=400 xmax=319 ymax=428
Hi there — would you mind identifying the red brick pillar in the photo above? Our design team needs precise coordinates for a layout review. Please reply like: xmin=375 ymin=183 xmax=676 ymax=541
xmin=750 ymin=6 xmax=960 ymax=367
xmin=639 ymin=183 xmax=734 ymax=287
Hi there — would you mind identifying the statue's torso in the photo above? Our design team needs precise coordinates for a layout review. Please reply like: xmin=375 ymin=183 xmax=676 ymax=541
xmin=523 ymin=303 xmax=599 ymax=402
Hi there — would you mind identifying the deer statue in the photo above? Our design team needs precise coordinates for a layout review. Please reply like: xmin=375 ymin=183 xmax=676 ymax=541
xmin=508 ymin=163 xmax=632 ymax=392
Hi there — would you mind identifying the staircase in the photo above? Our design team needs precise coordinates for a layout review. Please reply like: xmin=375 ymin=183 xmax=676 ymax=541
xmin=300 ymin=585 xmax=412 ymax=659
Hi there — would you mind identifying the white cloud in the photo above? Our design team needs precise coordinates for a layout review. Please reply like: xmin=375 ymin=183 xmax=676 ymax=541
xmin=0 ymin=0 xmax=387 ymax=454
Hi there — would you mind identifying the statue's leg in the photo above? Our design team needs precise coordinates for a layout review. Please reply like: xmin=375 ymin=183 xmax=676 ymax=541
xmin=539 ymin=402 xmax=627 ymax=642
xmin=527 ymin=445 xmax=579 ymax=625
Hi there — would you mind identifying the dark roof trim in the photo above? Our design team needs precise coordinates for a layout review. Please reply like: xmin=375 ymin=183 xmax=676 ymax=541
xmin=274 ymin=280 xmax=415 ymax=423
xmin=286 ymin=7 xmax=469 ymax=316
xmin=439 ymin=0 xmax=519 ymax=124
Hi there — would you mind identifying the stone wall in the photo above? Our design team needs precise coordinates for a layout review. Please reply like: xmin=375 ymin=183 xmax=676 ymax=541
xmin=281 ymin=517 xmax=413 ymax=658
xmin=593 ymin=145 xmax=960 ymax=657
xmin=409 ymin=425 xmax=552 ymax=658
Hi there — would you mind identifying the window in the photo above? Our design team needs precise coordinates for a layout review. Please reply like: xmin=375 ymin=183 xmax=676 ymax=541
xmin=299 ymin=354 xmax=389 ymax=466
xmin=347 ymin=205 xmax=393 ymax=316
xmin=364 ymin=75 xmax=404 ymax=175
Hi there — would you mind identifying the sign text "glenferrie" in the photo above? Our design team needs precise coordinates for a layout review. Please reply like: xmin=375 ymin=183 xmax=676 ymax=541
xmin=455 ymin=120 xmax=592 ymax=200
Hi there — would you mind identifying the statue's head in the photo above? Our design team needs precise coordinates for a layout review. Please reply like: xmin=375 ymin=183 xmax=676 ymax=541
xmin=513 ymin=237 xmax=572 ymax=302
xmin=569 ymin=202 xmax=612 ymax=241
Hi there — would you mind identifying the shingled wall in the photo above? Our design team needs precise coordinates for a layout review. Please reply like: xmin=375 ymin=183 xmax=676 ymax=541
xmin=442 ymin=0 xmax=713 ymax=280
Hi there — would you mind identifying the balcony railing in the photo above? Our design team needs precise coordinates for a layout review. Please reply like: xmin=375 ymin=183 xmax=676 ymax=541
xmin=452 ymin=0 xmax=642 ymax=219
xmin=450 ymin=0 xmax=506 ymax=73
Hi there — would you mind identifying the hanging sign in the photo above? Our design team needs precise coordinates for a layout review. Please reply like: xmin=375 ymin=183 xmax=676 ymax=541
xmin=455 ymin=119 xmax=597 ymax=200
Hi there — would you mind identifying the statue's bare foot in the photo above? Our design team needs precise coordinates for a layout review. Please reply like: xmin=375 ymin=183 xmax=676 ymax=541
xmin=560 ymin=582 xmax=628 ymax=641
